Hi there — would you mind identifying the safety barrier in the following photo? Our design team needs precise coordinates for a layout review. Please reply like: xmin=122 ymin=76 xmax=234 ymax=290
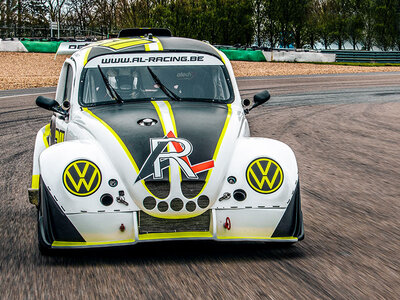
xmin=216 ymin=46 xmax=335 ymax=62
xmin=217 ymin=48 xmax=267 ymax=62
xmin=20 ymin=40 xmax=63 ymax=53
xmin=264 ymin=50 xmax=335 ymax=63
xmin=321 ymin=50 xmax=400 ymax=63
xmin=0 ymin=40 xmax=27 ymax=52
xmin=0 ymin=39 xmax=90 ymax=53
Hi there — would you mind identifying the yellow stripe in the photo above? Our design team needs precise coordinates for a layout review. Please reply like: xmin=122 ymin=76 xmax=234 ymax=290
xmin=197 ymin=104 xmax=232 ymax=195
xmin=108 ymin=39 xmax=150 ymax=50
xmin=52 ymin=239 xmax=135 ymax=247
xmin=31 ymin=175 xmax=40 ymax=189
xmin=163 ymin=101 xmax=181 ymax=181
xmin=164 ymin=101 xmax=177 ymax=135
xmin=83 ymin=108 xmax=139 ymax=173
xmin=217 ymin=236 xmax=297 ymax=241
xmin=139 ymin=231 xmax=212 ymax=240
xmin=212 ymin=104 xmax=232 ymax=161
xmin=151 ymin=101 xmax=167 ymax=135
xmin=154 ymin=37 xmax=163 ymax=51
xmin=200 ymin=41 xmax=226 ymax=64
xmin=100 ymin=38 xmax=150 ymax=49
xmin=43 ymin=123 xmax=50 ymax=148
xmin=144 ymin=37 xmax=163 ymax=51
xmin=217 ymin=50 xmax=226 ymax=64
xmin=83 ymin=47 xmax=91 ymax=66
xmin=152 ymin=101 xmax=174 ymax=184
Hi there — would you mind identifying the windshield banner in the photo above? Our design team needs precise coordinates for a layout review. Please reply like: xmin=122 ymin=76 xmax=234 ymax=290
xmin=85 ymin=52 xmax=223 ymax=68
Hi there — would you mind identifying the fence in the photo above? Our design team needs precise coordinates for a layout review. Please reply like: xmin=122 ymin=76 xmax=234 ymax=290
xmin=321 ymin=50 xmax=400 ymax=63
xmin=0 ymin=25 xmax=108 ymax=40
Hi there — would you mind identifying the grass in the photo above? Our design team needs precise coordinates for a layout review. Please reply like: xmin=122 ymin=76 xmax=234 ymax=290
xmin=307 ymin=61 xmax=400 ymax=67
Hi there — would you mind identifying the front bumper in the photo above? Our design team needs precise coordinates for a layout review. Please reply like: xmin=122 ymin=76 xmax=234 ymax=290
xmin=39 ymin=182 xmax=304 ymax=250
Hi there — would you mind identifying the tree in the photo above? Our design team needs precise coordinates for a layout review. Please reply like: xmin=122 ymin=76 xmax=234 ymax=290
xmin=304 ymin=0 xmax=321 ymax=49
xmin=374 ymin=0 xmax=398 ymax=50
xmin=360 ymin=0 xmax=375 ymax=50
xmin=262 ymin=0 xmax=280 ymax=48
xmin=348 ymin=0 xmax=364 ymax=49
xmin=291 ymin=0 xmax=311 ymax=48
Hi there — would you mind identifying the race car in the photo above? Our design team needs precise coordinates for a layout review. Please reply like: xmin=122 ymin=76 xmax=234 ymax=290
xmin=29 ymin=28 xmax=303 ymax=253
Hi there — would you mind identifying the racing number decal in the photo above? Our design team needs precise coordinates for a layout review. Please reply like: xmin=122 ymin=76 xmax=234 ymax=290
xmin=246 ymin=158 xmax=283 ymax=194
xmin=63 ymin=160 xmax=102 ymax=196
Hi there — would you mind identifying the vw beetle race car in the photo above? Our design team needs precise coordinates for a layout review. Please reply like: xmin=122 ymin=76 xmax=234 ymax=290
xmin=29 ymin=28 xmax=303 ymax=253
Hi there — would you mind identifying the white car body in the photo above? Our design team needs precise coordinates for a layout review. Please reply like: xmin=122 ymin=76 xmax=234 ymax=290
xmin=30 ymin=30 xmax=303 ymax=251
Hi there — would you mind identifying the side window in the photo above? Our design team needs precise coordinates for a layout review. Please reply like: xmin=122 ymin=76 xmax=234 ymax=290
xmin=63 ymin=64 xmax=73 ymax=102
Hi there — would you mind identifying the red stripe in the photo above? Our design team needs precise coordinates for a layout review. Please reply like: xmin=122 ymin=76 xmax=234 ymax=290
xmin=167 ymin=131 xmax=214 ymax=174
xmin=191 ymin=160 xmax=214 ymax=173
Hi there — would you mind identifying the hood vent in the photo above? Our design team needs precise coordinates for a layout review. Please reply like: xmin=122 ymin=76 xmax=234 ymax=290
xmin=181 ymin=181 xmax=205 ymax=199
xmin=145 ymin=181 xmax=170 ymax=199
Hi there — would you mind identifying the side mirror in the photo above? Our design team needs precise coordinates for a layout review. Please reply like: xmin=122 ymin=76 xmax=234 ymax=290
xmin=253 ymin=90 xmax=270 ymax=108
xmin=244 ymin=90 xmax=270 ymax=114
xmin=36 ymin=96 xmax=68 ymax=116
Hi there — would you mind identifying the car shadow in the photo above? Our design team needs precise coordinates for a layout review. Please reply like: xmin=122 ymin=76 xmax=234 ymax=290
xmin=41 ymin=240 xmax=306 ymax=266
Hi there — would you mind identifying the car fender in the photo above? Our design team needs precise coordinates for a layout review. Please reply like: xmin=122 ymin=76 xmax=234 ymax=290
xmin=213 ymin=137 xmax=299 ymax=209
xmin=38 ymin=140 xmax=140 ymax=214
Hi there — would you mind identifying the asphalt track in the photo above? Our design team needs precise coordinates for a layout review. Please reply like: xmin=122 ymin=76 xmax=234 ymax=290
xmin=1 ymin=72 xmax=400 ymax=299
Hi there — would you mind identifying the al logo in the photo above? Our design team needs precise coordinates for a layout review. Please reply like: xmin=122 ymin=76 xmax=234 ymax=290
xmin=63 ymin=160 xmax=102 ymax=196
xmin=246 ymin=158 xmax=283 ymax=194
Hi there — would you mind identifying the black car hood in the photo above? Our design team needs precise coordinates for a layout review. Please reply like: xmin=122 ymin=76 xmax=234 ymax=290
xmin=88 ymin=101 xmax=230 ymax=181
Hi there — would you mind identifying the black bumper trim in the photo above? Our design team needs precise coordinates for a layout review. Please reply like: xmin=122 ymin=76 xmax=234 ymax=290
xmin=39 ymin=178 xmax=85 ymax=247
xmin=272 ymin=182 xmax=304 ymax=240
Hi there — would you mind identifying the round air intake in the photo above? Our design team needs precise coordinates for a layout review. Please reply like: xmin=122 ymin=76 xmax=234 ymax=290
xmin=233 ymin=189 xmax=247 ymax=201
xmin=100 ymin=194 xmax=113 ymax=206
xmin=186 ymin=201 xmax=196 ymax=212
xmin=171 ymin=198 xmax=184 ymax=211
xmin=158 ymin=201 xmax=168 ymax=212
xmin=143 ymin=196 xmax=156 ymax=210
xmin=197 ymin=195 xmax=210 ymax=208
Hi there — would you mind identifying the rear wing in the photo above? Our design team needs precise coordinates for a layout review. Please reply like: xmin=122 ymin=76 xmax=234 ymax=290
xmin=118 ymin=28 xmax=172 ymax=38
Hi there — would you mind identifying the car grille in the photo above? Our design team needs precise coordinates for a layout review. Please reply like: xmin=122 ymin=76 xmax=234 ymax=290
xmin=138 ymin=210 xmax=211 ymax=234
xmin=181 ymin=181 xmax=205 ymax=198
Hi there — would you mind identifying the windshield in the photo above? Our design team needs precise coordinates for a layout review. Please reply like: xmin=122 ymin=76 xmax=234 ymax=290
xmin=79 ymin=53 xmax=233 ymax=106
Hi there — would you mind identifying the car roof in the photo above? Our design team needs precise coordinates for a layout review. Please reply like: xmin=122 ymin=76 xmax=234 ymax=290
xmin=77 ymin=36 xmax=223 ymax=65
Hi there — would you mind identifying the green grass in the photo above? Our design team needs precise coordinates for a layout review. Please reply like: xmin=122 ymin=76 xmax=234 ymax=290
xmin=307 ymin=61 xmax=400 ymax=67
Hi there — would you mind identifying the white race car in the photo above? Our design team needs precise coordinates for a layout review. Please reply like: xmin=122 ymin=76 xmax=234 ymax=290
xmin=29 ymin=28 xmax=303 ymax=253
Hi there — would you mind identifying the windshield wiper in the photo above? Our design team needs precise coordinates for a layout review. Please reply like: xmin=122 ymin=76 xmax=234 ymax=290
xmin=97 ymin=65 xmax=123 ymax=104
xmin=147 ymin=67 xmax=181 ymax=101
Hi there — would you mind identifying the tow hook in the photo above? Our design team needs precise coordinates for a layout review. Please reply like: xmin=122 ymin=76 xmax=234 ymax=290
xmin=218 ymin=192 xmax=231 ymax=201
xmin=116 ymin=190 xmax=128 ymax=206
xmin=223 ymin=217 xmax=231 ymax=230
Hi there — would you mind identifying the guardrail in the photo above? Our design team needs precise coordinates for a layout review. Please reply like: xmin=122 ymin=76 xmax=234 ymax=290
xmin=321 ymin=50 xmax=400 ymax=63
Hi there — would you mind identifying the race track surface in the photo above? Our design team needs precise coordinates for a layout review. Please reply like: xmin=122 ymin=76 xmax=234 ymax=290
xmin=1 ymin=72 xmax=399 ymax=299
